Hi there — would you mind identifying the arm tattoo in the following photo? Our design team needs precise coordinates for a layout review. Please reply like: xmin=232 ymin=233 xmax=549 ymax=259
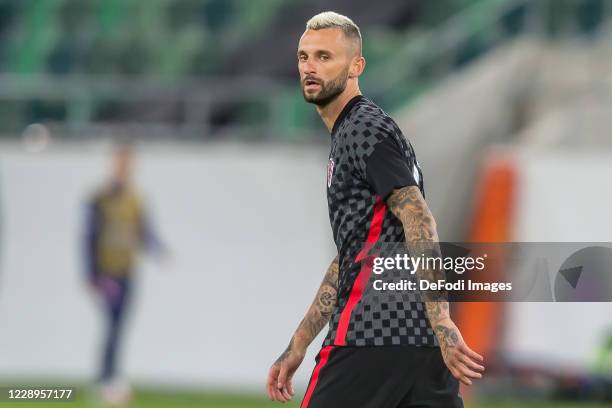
xmin=387 ymin=186 xmax=437 ymax=243
xmin=387 ymin=186 xmax=458 ymax=346
xmin=287 ymin=256 xmax=339 ymax=354
xmin=434 ymin=325 xmax=459 ymax=360
xmin=426 ymin=301 xmax=449 ymax=323
xmin=275 ymin=338 xmax=295 ymax=364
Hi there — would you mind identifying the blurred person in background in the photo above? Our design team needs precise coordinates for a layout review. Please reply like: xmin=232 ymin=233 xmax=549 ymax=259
xmin=267 ymin=11 xmax=484 ymax=408
xmin=83 ymin=143 xmax=167 ymax=404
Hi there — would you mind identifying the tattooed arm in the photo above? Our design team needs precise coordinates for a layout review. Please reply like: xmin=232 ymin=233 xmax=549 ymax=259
xmin=387 ymin=186 xmax=484 ymax=386
xmin=291 ymin=256 xmax=339 ymax=350
xmin=266 ymin=256 xmax=339 ymax=402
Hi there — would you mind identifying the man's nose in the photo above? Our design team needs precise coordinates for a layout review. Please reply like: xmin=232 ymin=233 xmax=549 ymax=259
xmin=302 ymin=59 xmax=317 ymax=75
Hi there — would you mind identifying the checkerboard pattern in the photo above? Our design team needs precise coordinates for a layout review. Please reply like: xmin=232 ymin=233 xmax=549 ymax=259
xmin=323 ymin=96 xmax=437 ymax=348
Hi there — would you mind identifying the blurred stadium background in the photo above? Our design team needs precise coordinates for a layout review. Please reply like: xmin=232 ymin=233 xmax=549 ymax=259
xmin=0 ymin=0 xmax=611 ymax=407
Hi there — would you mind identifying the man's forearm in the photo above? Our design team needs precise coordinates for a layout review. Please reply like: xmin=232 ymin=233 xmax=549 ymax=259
xmin=268 ymin=258 xmax=339 ymax=402
xmin=289 ymin=256 xmax=339 ymax=352
xmin=388 ymin=186 xmax=484 ymax=384
xmin=387 ymin=186 xmax=450 ymax=325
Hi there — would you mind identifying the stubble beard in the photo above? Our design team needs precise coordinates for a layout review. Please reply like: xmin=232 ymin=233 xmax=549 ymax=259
xmin=302 ymin=67 xmax=349 ymax=107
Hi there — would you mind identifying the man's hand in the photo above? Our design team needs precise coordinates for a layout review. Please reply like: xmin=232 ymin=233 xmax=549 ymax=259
xmin=266 ymin=257 xmax=339 ymax=403
xmin=267 ymin=340 xmax=305 ymax=402
xmin=92 ymin=275 xmax=121 ymax=303
xmin=433 ymin=317 xmax=484 ymax=386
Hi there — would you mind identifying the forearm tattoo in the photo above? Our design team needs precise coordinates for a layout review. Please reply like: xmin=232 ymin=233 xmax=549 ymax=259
xmin=387 ymin=186 xmax=456 ymax=343
xmin=275 ymin=338 xmax=295 ymax=365
xmin=291 ymin=257 xmax=339 ymax=351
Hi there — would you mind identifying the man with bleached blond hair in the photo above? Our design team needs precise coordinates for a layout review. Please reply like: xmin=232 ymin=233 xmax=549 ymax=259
xmin=267 ymin=12 xmax=484 ymax=407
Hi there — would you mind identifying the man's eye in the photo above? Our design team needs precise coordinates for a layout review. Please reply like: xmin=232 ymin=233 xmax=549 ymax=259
xmin=320 ymin=55 xmax=329 ymax=61
xmin=298 ymin=55 xmax=307 ymax=62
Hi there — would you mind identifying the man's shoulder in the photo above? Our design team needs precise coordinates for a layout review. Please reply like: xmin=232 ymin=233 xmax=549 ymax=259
xmin=88 ymin=186 xmax=107 ymax=206
xmin=341 ymin=99 xmax=400 ymax=135
xmin=337 ymin=98 xmax=404 ymax=154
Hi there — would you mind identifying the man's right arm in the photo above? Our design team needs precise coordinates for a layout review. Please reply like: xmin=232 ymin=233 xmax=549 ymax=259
xmin=266 ymin=256 xmax=339 ymax=402
xmin=83 ymin=201 xmax=100 ymax=286
xmin=290 ymin=255 xmax=339 ymax=351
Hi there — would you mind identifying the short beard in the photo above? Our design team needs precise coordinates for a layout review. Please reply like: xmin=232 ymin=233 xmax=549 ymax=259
xmin=302 ymin=67 xmax=349 ymax=107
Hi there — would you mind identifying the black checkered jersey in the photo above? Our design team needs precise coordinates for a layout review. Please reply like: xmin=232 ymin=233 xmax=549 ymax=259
xmin=323 ymin=95 xmax=438 ymax=348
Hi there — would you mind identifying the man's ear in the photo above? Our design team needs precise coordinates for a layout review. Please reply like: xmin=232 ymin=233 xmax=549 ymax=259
xmin=349 ymin=56 xmax=366 ymax=78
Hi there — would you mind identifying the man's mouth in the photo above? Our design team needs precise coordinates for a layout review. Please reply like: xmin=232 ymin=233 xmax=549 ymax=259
xmin=304 ymin=79 xmax=321 ymax=91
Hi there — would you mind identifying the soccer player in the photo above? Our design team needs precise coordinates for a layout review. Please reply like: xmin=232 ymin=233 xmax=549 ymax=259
xmin=84 ymin=144 xmax=166 ymax=396
xmin=266 ymin=12 xmax=485 ymax=407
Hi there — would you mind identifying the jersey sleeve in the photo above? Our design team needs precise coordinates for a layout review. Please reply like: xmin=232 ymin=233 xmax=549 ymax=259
xmin=365 ymin=136 xmax=418 ymax=199
xmin=341 ymin=109 xmax=419 ymax=199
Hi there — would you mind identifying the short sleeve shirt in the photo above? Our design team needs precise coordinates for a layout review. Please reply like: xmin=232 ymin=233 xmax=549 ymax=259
xmin=323 ymin=95 xmax=438 ymax=347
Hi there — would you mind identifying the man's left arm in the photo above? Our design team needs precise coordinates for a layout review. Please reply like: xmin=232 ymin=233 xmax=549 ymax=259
xmin=83 ymin=200 xmax=100 ymax=286
xmin=139 ymin=205 xmax=169 ymax=258
xmin=387 ymin=185 xmax=485 ymax=386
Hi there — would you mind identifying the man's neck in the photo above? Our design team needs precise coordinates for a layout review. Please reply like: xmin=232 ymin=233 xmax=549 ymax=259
xmin=316 ymin=88 xmax=362 ymax=133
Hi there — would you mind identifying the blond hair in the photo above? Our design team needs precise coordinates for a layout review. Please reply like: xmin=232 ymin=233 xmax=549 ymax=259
xmin=306 ymin=11 xmax=362 ymax=55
